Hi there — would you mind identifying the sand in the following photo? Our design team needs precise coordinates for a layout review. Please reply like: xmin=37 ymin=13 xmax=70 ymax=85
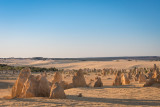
xmin=1 ymin=86 xmax=160 ymax=107
xmin=1 ymin=59 xmax=160 ymax=70
xmin=0 ymin=60 xmax=160 ymax=106
xmin=0 ymin=73 xmax=160 ymax=107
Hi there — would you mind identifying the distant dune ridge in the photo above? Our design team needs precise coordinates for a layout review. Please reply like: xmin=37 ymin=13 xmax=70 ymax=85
xmin=0 ymin=58 xmax=160 ymax=70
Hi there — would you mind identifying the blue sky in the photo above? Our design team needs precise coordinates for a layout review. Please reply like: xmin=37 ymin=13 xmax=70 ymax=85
xmin=0 ymin=0 xmax=160 ymax=58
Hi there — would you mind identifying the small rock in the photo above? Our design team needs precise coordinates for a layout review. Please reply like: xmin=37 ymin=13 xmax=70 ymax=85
xmin=78 ymin=93 xmax=82 ymax=97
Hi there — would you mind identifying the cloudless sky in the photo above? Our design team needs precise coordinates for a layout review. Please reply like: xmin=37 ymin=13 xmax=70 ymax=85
xmin=0 ymin=0 xmax=160 ymax=58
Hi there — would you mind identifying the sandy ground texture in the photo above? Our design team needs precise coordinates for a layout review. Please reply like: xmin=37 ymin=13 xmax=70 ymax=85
xmin=0 ymin=59 xmax=160 ymax=70
xmin=0 ymin=72 xmax=160 ymax=107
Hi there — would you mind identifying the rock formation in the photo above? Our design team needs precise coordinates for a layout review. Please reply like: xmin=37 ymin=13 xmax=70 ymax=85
xmin=11 ymin=68 xmax=31 ymax=98
xmin=59 ymin=81 xmax=74 ymax=90
xmin=38 ymin=74 xmax=50 ymax=97
xmin=113 ymin=72 xmax=130 ymax=86
xmin=144 ymin=69 xmax=158 ymax=87
xmin=94 ymin=77 xmax=103 ymax=87
xmin=49 ymin=82 xmax=66 ymax=99
xmin=72 ymin=70 xmax=86 ymax=87
xmin=113 ymin=71 xmax=122 ymax=86
xmin=138 ymin=73 xmax=147 ymax=83
xmin=52 ymin=72 xmax=62 ymax=84
xmin=20 ymin=75 xmax=39 ymax=98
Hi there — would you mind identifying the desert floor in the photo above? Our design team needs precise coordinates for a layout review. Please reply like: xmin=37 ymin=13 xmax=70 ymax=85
xmin=0 ymin=59 xmax=160 ymax=70
xmin=0 ymin=60 xmax=160 ymax=106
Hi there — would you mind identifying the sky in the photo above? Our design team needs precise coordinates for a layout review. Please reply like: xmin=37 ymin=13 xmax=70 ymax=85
xmin=0 ymin=0 xmax=160 ymax=58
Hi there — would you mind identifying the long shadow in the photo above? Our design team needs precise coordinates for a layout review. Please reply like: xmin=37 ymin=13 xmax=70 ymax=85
xmin=10 ymin=98 xmax=78 ymax=106
xmin=0 ymin=81 xmax=14 ymax=89
xmin=10 ymin=95 xmax=160 ymax=106
xmin=102 ymin=85 xmax=141 ymax=89
xmin=67 ymin=95 xmax=160 ymax=106
xmin=86 ymin=85 xmax=142 ymax=90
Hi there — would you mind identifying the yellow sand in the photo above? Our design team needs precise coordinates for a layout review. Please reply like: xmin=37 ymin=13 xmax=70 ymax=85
xmin=1 ymin=59 xmax=160 ymax=70
xmin=0 ymin=59 xmax=160 ymax=106
xmin=0 ymin=73 xmax=160 ymax=107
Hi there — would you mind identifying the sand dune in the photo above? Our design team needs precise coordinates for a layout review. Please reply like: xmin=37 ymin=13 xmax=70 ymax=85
xmin=1 ymin=59 xmax=160 ymax=70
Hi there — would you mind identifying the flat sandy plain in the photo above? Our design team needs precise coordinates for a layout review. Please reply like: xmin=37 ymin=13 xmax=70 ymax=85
xmin=0 ymin=59 xmax=160 ymax=107
xmin=1 ymin=59 xmax=160 ymax=70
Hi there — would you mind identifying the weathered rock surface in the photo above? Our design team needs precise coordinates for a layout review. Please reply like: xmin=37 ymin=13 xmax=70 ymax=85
xmin=49 ymin=82 xmax=66 ymax=99
xmin=72 ymin=70 xmax=86 ymax=87
xmin=11 ymin=68 xmax=31 ymax=98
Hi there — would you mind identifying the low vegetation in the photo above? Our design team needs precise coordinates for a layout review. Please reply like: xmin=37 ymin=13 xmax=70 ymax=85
xmin=0 ymin=64 xmax=58 ymax=72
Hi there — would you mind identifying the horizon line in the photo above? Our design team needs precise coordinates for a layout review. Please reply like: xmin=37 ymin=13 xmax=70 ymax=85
xmin=0 ymin=56 xmax=160 ymax=59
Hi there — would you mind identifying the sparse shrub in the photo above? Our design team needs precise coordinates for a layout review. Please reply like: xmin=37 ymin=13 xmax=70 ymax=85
xmin=0 ymin=64 xmax=58 ymax=72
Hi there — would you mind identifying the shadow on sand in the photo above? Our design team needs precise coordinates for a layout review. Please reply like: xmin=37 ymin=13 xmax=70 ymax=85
xmin=2 ymin=84 xmax=159 ymax=106
xmin=9 ymin=94 xmax=160 ymax=106
xmin=83 ymin=85 xmax=142 ymax=90
xmin=0 ymin=81 xmax=14 ymax=89
xmin=67 ymin=95 xmax=160 ymax=106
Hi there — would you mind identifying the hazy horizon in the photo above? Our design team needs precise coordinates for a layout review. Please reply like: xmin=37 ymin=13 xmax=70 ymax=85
xmin=1 ymin=56 xmax=160 ymax=59
xmin=0 ymin=0 xmax=160 ymax=58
